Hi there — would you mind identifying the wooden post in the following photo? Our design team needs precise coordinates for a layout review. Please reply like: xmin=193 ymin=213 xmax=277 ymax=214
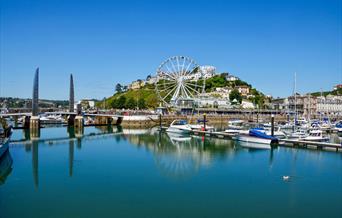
xmin=203 ymin=113 xmax=207 ymax=131
xmin=257 ymin=113 xmax=259 ymax=124
xmin=159 ymin=113 xmax=162 ymax=130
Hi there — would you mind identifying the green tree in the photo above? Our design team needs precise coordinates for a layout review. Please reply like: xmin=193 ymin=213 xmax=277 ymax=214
xmin=117 ymin=95 xmax=126 ymax=109
xmin=146 ymin=94 xmax=159 ymax=108
xmin=125 ymin=97 xmax=136 ymax=109
xmin=115 ymin=83 xmax=123 ymax=93
xmin=137 ymin=98 xmax=146 ymax=109
xmin=229 ymin=89 xmax=242 ymax=103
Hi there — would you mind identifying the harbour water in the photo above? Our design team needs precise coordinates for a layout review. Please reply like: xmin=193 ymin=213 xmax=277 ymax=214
xmin=0 ymin=126 xmax=341 ymax=218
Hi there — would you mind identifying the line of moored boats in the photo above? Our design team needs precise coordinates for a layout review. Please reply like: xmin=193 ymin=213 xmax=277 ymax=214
xmin=166 ymin=118 xmax=342 ymax=149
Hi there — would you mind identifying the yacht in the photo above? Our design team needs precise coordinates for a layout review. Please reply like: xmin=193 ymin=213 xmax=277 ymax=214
xmin=303 ymin=130 xmax=329 ymax=142
xmin=166 ymin=120 xmax=192 ymax=134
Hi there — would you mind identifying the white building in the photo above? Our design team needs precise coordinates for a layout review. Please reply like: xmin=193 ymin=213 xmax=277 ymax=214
xmin=241 ymin=100 xmax=255 ymax=109
xmin=226 ymin=74 xmax=239 ymax=81
xmin=317 ymin=95 xmax=342 ymax=116
xmin=196 ymin=96 xmax=230 ymax=108
xmin=128 ymin=80 xmax=145 ymax=90
xmin=200 ymin=66 xmax=216 ymax=79
xmin=209 ymin=87 xmax=232 ymax=98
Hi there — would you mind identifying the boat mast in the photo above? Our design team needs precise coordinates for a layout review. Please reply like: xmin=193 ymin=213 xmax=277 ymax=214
xmin=320 ymin=88 xmax=323 ymax=122
xmin=293 ymin=72 xmax=297 ymax=124
xmin=308 ymin=93 xmax=311 ymax=121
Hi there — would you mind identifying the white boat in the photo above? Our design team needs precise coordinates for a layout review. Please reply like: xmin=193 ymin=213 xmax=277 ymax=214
xmin=287 ymin=129 xmax=308 ymax=139
xmin=226 ymin=120 xmax=245 ymax=134
xmin=166 ymin=120 xmax=192 ymax=134
xmin=225 ymin=126 xmax=245 ymax=135
xmin=303 ymin=130 xmax=329 ymax=142
xmin=334 ymin=121 xmax=342 ymax=134
xmin=280 ymin=122 xmax=295 ymax=130
xmin=188 ymin=124 xmax=214 ymax=131
xmin=39 ymin=114 xmax=66 ymax=124
xmin=233 ymin=128 xmax=278 ymax=149
xmin=228 ymin=119 xmax=245 ymax=125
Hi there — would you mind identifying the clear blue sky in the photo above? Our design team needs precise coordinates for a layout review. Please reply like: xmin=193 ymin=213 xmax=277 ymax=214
xmin=1 ymin=0 xmax=341 ymax=100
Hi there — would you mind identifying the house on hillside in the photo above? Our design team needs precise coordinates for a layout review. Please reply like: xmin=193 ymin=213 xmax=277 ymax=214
xmin=128 ymin=80 xmax=145 ymax=90
xmin=225 ymin=74 xmax=239 ymax=81
xmin=236 ymin=85 xmax=250 ymax=96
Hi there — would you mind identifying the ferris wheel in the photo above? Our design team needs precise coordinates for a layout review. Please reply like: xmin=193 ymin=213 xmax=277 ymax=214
xmin=155 ymin=56 xmax=205 ymax=107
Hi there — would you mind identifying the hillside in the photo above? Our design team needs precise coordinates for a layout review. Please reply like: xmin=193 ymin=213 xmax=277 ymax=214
xmin=98 ymin=73 xmax=266 ymax=109
xmin=310 ymin=88 xmax=342 ymax=97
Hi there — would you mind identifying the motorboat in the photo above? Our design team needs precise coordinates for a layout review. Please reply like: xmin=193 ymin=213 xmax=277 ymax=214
xmin=334 ymin=121 xmax=342 ymax=132
xmin=189 ymin=124 xmax=214 ymax=131
xmin=280 ymin=122 xmax=295 ymax=130
xmin=263 ymin=127 xmax=287 ymax=139
xmin=287 ymin=128 xmax=308 ymax=139
xmin=188 ymin=120 xmax=214 ymax=131
xmin=303 ymin=130 xmax=329 ymax=142
xmin=39 ymin=114 xmax=66 ymax=124
xmin=225 ymin=126 xmax=245 ymax=135
xmin=226 ymin=119 xmax=245 ymax=134
xmin=166 ymin=120 xmax=192 ymax=134
xmin=233 ymin=128 xmax=278 ymax=149
xmin=228 ymin=119 xmax=245 ymax=125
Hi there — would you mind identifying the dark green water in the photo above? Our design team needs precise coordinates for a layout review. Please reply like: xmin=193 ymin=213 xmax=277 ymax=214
xmin=0 ymin=126 xmax=341 ymax=218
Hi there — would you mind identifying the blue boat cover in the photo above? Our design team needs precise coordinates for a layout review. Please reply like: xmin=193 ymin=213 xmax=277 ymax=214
xmin=249 ymin=128 xmax=277 ymax=140
xmin=179 ymin=120 xmax=188 ymax=125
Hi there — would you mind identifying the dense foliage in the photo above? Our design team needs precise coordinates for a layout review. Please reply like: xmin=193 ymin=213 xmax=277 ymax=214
xmin=99 ymin=73 xmax=265 ymax=109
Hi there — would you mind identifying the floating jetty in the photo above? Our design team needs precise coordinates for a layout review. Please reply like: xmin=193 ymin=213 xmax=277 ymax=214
xmin=160 ymin=128 xmax=342 ymax=152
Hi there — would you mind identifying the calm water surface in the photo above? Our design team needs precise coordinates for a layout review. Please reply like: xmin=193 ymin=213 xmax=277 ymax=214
xmin=0 ymin=126 xmax=341 ymax=218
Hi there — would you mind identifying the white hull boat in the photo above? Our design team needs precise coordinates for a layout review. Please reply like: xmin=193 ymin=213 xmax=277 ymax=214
xmin=166 ymin=120 xmax=192 ymax=134
xmin=189 ymin=124 xmax=214 ymax=131
xmin=233 ymin=128 xmax=278 ymax=149
xmin=303 ymin=130 xmax=329 ymax=142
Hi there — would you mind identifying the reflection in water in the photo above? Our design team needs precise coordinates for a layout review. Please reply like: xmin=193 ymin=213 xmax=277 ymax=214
xmin=69 ymin=140 xmax=74 ymax=177
xmin=123 ymin=130 xmax=237 ymax=180
xmin=10 ymin=127 xmax=340 ymax=188
xmin=32 ymin=140 xmax=39 ymax=189
xmin=0 ymin=150 xmax=13 ymax=185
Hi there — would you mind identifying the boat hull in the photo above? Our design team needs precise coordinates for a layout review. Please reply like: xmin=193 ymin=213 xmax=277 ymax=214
xmin=234 ymin=134 xmax=275 ymax=149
